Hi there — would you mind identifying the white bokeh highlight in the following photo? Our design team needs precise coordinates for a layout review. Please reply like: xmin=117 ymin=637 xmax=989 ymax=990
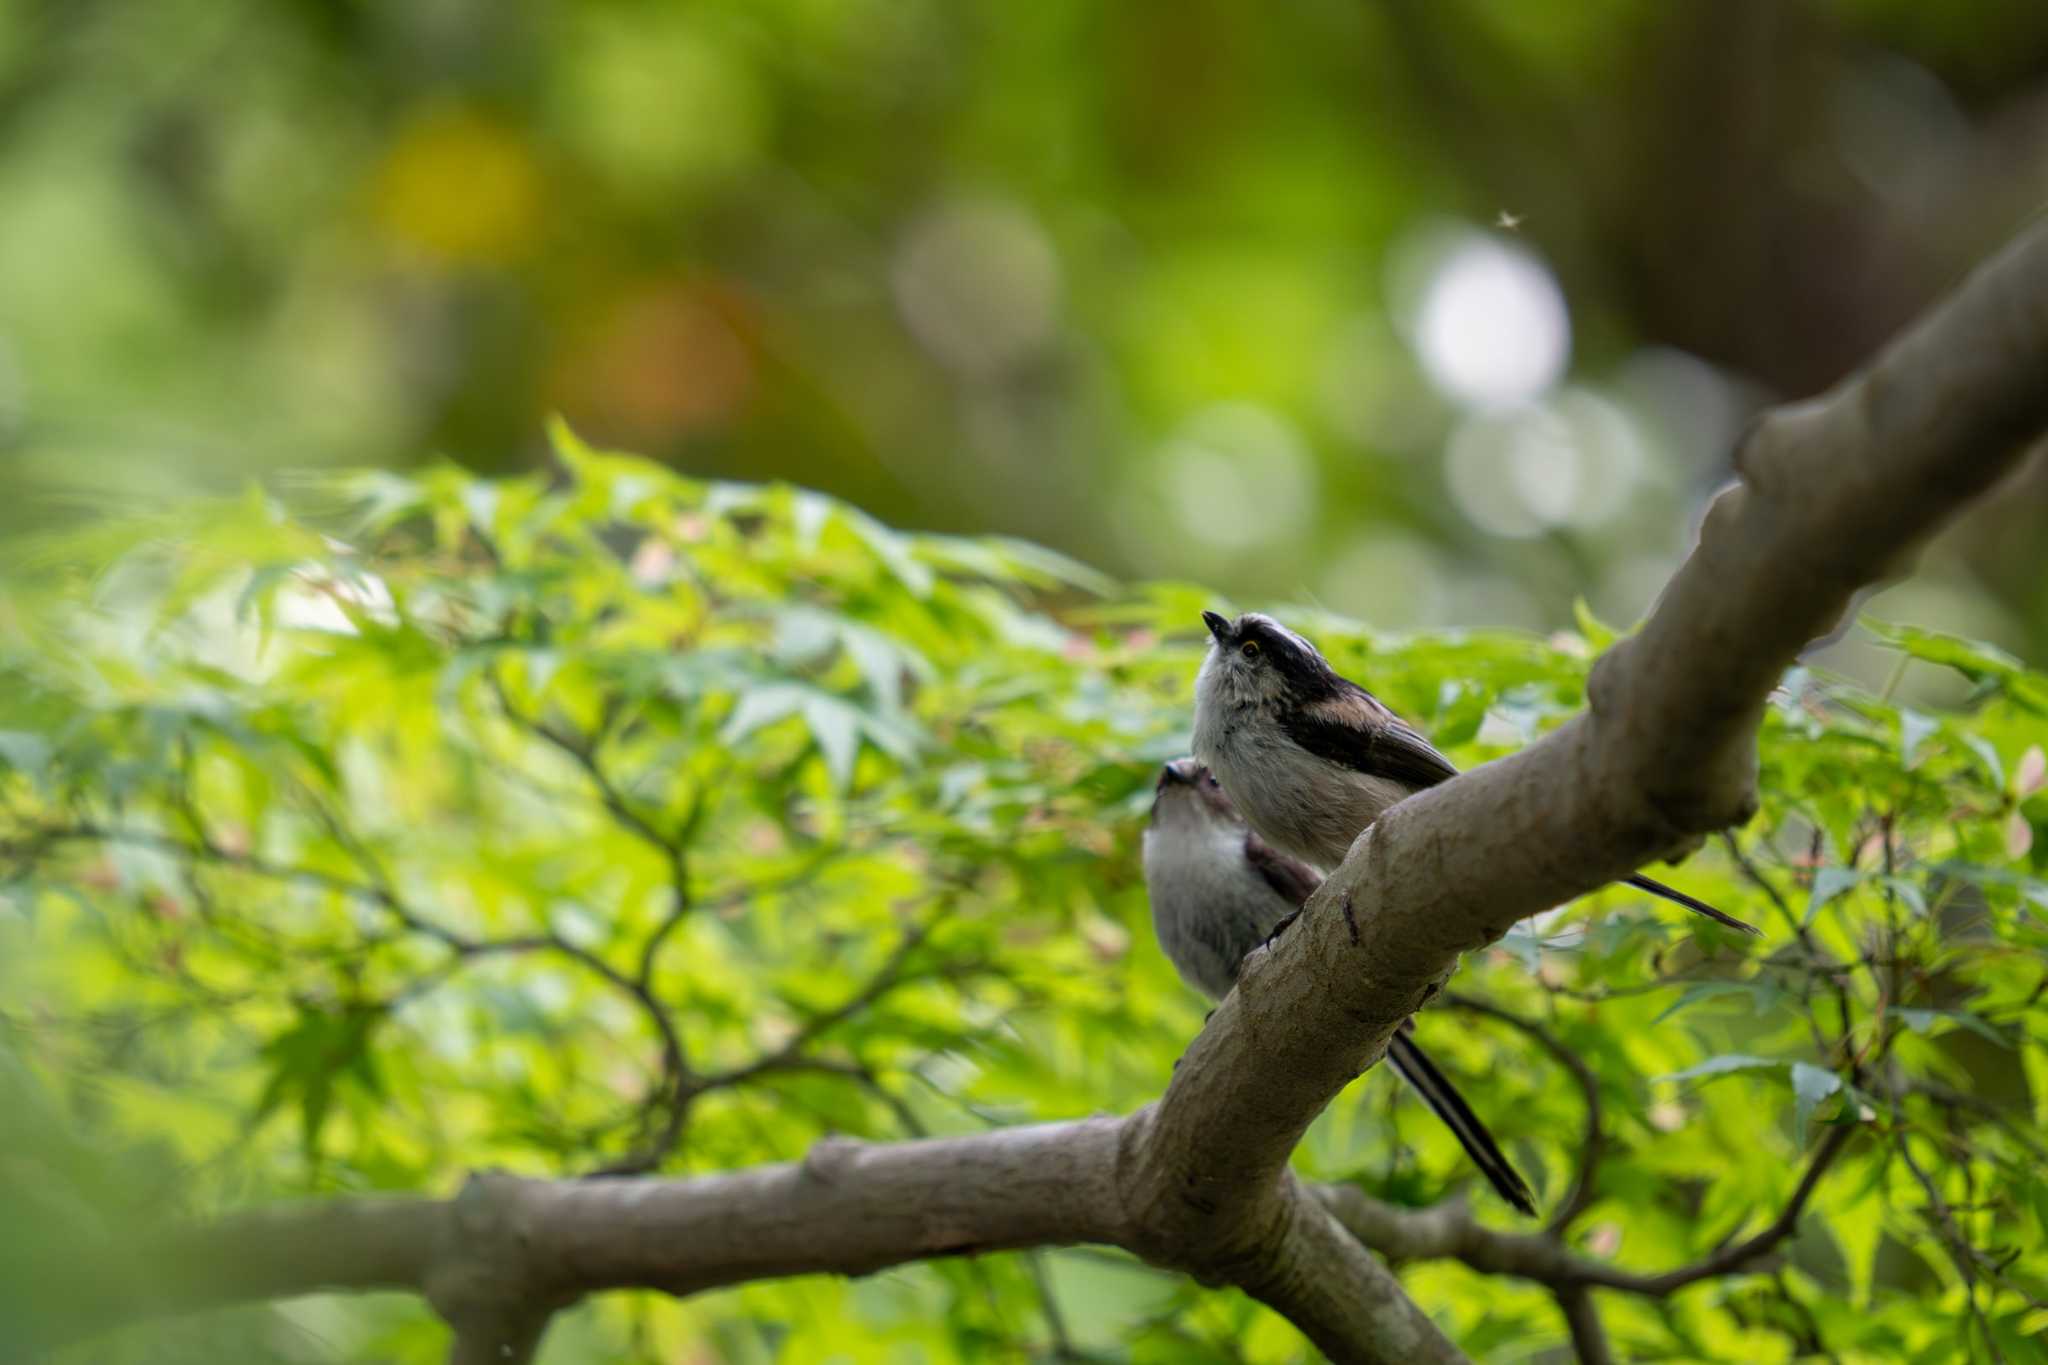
xmin=1159 ymin=402 xmax=1318 ymax=552
xmin=1444 ymin=389 xmax=1646 ymax=538
xmin=891 ymin=196 xmax=1061 ymax=380
xmin=1409 ymin=231 xmax=1570 ymax=410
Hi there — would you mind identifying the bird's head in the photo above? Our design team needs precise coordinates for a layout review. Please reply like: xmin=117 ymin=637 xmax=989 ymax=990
xmin=1148 ymin=757 xmax=1242 ymax=830
xmin=1197 ymin=610 xmax=1339 ymax=708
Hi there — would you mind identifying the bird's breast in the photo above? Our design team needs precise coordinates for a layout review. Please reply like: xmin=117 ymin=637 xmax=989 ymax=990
xmin=1204 ymin=726 xmax=1414 ymax=869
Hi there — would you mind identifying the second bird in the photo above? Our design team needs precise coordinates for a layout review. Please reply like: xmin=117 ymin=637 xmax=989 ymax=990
xmin=1144 ymin=758 xmax=1536 ymax=1214
xmin=1192 ymin=611 xmax=1757 ymax=935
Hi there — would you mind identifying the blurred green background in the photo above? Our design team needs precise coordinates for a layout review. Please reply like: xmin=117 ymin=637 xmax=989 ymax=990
xmin=4 ymin=0 xmax=2047 ymax=645
xmin=8 ymin=6 xmax=2048 ymax=1359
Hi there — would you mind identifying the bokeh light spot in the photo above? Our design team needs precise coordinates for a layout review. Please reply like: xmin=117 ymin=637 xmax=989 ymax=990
xmin=1445 ymin=390 xmax=1645 ymax=538
xmin=553 ymin=15 xmax=768 ymax=199
xmin=558 ymin=281 xmax=755 ymax=445
xmin=1155 ymin=403 xmax=1310 ymax=552
xmin=372 ymin=107 xmax=543 ymax=266
xmin=1408 ymin=231 xmax=1569 ymax=410
xmin=1320 ymin=532 xmax=1448 ymax=628
xmin=1158 ymin=402 xmax=1316 ymax=552
xmin=892 ymin=197 xmax=1062 ymax=380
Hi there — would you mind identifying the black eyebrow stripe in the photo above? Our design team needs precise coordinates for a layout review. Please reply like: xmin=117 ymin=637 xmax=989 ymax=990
xmin=1242 ymin=619 xmax=1344 ymax=698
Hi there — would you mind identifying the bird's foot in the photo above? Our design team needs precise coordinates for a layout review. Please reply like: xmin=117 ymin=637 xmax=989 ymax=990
xmin=1261 ymin=909 xmax=1302 ymax=949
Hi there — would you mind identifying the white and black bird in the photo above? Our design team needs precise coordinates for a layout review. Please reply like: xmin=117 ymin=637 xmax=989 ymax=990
xmin=1191 ymin=611 xmax=1757 ymax=935
xmin=1144 ymin=758 xmax=1537 ymax=1215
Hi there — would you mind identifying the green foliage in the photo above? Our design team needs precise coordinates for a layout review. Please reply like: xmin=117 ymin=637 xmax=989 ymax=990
xmin=9 ymin=0 xmax=2048 ymax=667
xmin=2 ymin=442 xmax=2045 ymax=1362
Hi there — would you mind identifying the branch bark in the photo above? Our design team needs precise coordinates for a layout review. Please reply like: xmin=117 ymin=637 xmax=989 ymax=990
xmin=1557 ymin=1287 xmax=1614 ymax=1365
xmin=1314 ymin=1120 xmax=1854 ymax=1296
xmin=23 ymin=218 xmax=2048 ymax=1363
xmin=26 ymin=1123 xmax=1131 ymax=1360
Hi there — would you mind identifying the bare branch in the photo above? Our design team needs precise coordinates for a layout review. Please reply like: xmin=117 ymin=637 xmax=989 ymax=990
xmin=486 ymin=669 xmax=701 ymax=999
xmin=1719 ymin=831 xmax=1857 ymax=1061
xmin=1557 ymin=1287 xmax=1614 ymax=1365
xmin=25 ymin=1124 xmax=1130 ymax=1355
xmin=1895 ymin=1114 xmax=2011 ymax=1364
xmin=1023 ymin=1251 xmax=1079 ymax=1362
xmin=1236 ymin=1178 xmax=1473 ymax=1365
xmin=1619 ymin=1123 xmax=1856 ymax=1295
xmin=639 ymin=841 xmax=841 ymax=989
xmin=21 ymin=1197 xmax=447 ymax=1356
xmin=21 ymin=824 xmax=455 ymax=944
xmin=490 ymin=673 xmax=682 ymax=864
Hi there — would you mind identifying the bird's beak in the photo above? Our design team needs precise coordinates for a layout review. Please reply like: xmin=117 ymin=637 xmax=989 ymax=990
xmin=1158 ymin=760 xmax=1191 ymax=788
xmin=1201 ymin=611 xmax=1230 ymax=643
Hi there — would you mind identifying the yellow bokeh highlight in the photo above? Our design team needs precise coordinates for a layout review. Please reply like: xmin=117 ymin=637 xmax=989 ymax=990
xmin=371 ymin=106 xmax=543 ymax=266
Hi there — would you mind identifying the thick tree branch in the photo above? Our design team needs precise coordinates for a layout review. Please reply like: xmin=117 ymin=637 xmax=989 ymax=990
xmin=22 ymin=219 xmax=2048 ymax=1362
xmin=24 ymin=1122 xmax=1130 ymax=1356
xmin=1235 ymin=1176 xmax=1471 ymax=1365
xmin=21 ymin=1197 xmax=448 ymax=1354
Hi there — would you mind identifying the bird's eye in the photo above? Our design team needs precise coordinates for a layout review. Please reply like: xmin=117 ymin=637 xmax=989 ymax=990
xmin=1240 ymin=640 xmax=1261 ymax=659
xmin=1205 ymin=774 xmax=1219 ymax=788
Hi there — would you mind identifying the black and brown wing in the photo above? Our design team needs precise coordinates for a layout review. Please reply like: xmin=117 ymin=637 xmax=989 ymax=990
xmin=1244 ymin=828 xmax=1321 ymax=908
xmin=1278 ymin=685 xmax=1461 ymax=790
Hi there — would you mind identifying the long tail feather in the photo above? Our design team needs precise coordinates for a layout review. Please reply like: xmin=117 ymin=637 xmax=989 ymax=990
xmin=1386 ymin=1029 xmax=1537 ymax=1216
xmin=1625 ymin=873 xmax=1760 ymax=935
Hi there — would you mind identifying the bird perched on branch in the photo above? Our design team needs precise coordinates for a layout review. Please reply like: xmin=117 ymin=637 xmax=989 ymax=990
xmin=1144 ymin=758 xmax=1536 ymax=1214
xmin=1191 ymin=611 xmax=1758 ymax=935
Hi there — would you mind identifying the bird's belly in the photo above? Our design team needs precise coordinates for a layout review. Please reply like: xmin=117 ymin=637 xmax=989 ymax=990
xmin=1202 ymin=724 xmax=1408 ymax=868
xmin=1301 ymin=772 xmax=1409 ymax=867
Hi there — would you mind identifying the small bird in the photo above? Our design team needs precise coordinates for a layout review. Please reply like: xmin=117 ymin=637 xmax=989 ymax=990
xmin=1144 ymin=758 xmax=1537 ymax=1214
xmin=1192 ymin=611 xmax=1758 ymax=935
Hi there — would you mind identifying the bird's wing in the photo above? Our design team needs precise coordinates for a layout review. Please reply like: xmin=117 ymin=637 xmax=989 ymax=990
xmin=1243 ymin=828 xmax=1322 ymax=908
xmin=1280 ymin=685 xmax=1461 ymax=789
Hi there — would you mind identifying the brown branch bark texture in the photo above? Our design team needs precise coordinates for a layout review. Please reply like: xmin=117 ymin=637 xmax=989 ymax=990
xmin=24 ymin=218 xmax=2048 ymax=1364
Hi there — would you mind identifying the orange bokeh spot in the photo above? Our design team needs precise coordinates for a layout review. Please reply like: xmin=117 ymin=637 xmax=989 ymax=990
xmin=557 ymin=280 xmax=756 ymax=444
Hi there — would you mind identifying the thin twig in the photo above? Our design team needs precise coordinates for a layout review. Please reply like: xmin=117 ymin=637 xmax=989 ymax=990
xmin=1895 ymin=1117 xmax=2010 ymax=1365
xmin=700 ymin=908 xmax=959 ymax=1090
xmin=1441 ymin=992 xmax=1604 ymax=1233
xmin=1721 ymin=831 xmax=1860 ymax=1066
xmin=1557 ymin=1287 xmax=1614 ymax=1365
